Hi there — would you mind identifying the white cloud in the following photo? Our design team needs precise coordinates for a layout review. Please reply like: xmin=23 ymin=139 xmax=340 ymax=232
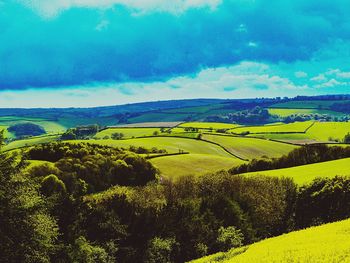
xmin=315 ymin=78 xmax=347 ymax=89
xmin=0 ymin=61 xmax=310 ymax=108
xmin=295 ymin=71 xmax=307 ymax=78
xmin=18 ymin=0 xmax=222 ymax=17
xmin=310 ymin=74 xmax=326 ymax=82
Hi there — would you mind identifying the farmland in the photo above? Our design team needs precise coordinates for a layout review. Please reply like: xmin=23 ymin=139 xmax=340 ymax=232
xmin=192 ymin=218 xmax=350 ymax=263
xmin=202 ymin=134 xmax=297 ymax=160
xmin=244 ymin=157 xmax=350 ymax=185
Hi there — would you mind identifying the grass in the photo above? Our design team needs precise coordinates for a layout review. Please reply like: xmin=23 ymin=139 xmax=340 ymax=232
xmin=2 ymin=135 xmax=60 ymax=151
xmin=244 ymin=157 xmax=350 ymax=185
xmin=268 ymin=108 xmax=345 ymax=117
xmin=151 ymin=154 xmax=243 ymax=180
xmin=95 ymin=128 xmax=162 ymax=139
xmin=306 ymin=122 xmax=350 ymax=141
xmin=69 ymin=137 xmax=234 ymax=158
xmin=191 ymin=218 xmax=350 ymax=263
xmin=230 ymin=121 xmax=313 ymax=134
xmin=202 ymin=134 xmax=297 ymax=160
xmin=180 ymin=122 xmax=240 ymax=129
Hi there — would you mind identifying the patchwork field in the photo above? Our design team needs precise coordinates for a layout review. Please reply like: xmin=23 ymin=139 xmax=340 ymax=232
xmin=202 ymin=134 xmax=297 ymax=160
xmin=192 ymin=218 xmax=350 ymax=263
xmin=244 ymin=157 xmax=350 ymax=185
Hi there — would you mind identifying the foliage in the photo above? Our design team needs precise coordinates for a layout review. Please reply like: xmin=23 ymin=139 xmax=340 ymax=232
xmin=0 ymin=131 xmax=58 ymax=262
xmin=217 ymin=227 xmax=244 ymax=251
xmin=230 ymin=144 xmax=350 ymax=175
xmin=8 ymin=122 xmax=46 ymax=137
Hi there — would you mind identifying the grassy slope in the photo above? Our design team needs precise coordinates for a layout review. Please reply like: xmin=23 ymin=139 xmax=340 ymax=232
xmin=244 ymin=157 xmax=350 ymax=185
xmin=202 ymin=134 xmax=297 ymax=160
xmin=2 ymin=135 xmax=60 ymax=151
xmin=151 ymin=154 xmax=243 ymax=180
xmin=192 ymin=218 xmax=350 ymax=263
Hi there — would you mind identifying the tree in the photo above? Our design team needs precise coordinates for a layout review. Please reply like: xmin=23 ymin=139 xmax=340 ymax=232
xmin=344 ymin=133 xmax=350 ymax=144
xmin=216 ymin=226 xmax=244 ymax=251
xmin=0 ymin=131 xmax=58 ymax=262
xmin=111 ymin=132 xmax=124 ymax=140
xmin=144 ymin=237 xmax=176 ymax=263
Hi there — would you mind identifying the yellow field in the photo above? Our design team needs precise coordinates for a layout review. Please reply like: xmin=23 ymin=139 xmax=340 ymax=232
xmin=192 ymin=218 xmax=350 ymax=263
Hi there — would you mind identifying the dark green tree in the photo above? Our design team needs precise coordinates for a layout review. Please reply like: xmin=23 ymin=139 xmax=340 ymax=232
xmin=0 ymin=130 xmax=58 ymax=262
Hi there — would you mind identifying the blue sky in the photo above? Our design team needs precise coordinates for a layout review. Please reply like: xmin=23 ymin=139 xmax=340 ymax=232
xmin=0 ymin=0 xmax=350 ymax=107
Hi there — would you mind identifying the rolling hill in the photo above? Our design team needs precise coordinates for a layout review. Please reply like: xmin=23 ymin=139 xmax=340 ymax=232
xmin=192 ymin=218 xmax=350 ymax=263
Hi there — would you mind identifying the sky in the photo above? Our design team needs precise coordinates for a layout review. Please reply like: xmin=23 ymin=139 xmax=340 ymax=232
xmin=0 ymin=0 xmax=350 ymax=108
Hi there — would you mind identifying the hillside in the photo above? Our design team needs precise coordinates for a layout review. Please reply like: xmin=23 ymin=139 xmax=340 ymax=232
xmin=244 ymin=157 xmax=350 ymax=185
xmin=191 ymin=218 xmax=350 ymax=263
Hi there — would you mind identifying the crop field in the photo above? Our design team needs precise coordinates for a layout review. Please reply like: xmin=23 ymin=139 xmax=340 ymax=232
xmin=179 ymin=122 xmax=240 ymax=130
xmin=202 ymin=134 xmax=297 ymax=160
xmin=244 ymin=157 xmax=350 ymax=185
xmin=192 ymin=218 xmax=350 ymax=263
xmin=151 ymin=154 xmax=243 ymax=180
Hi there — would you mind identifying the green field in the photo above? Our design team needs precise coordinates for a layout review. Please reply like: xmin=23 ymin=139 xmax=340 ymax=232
xmin=307 ymin=122 xmax=350 ymax=141
xmin=244 ymin=157 xmax=350 ymax=185
xmin=3 ymin=135 xmax=60 ymax=151
xmin=230 ymin=121 xmax=313 ymax=134
xmin=70 ymin=137 xmax=234 ymax=158
xmin=192 ymin=218 xmax=350 ymax=263
xmin=180 ymin=122 xmax=240 ymax=129
xmin=268 ymin=108 xmax=344 ymax=117
xmin=151 ymin=154 xmax=243 ymax=180
xmin=0 ymin=116 xmax=67 ymax=136
xmin=202 ymin=134 xmax=297 ymax=160
xmin=95 ymin=127 xmax=163 ymax=139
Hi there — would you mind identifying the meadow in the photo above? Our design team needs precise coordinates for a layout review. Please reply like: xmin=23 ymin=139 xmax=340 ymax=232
xmin=192 ymin=218 xmax=350 ymax=263
xmin=202 ymin=134 xmax=297 ymax=160
xmin=244 ymin=157 xmax=350 ymax=185
xmin=151 ymin=153 xmax=243 ymax=179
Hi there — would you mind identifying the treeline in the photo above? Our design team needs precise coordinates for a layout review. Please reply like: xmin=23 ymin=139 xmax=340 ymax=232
xmin=230 ymin=145 xmax=350 ymax=174
xmin=27 ymin=142 xmax=158 ymax=192
xmin=206 ymin=106 xmax=272 ymax=124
